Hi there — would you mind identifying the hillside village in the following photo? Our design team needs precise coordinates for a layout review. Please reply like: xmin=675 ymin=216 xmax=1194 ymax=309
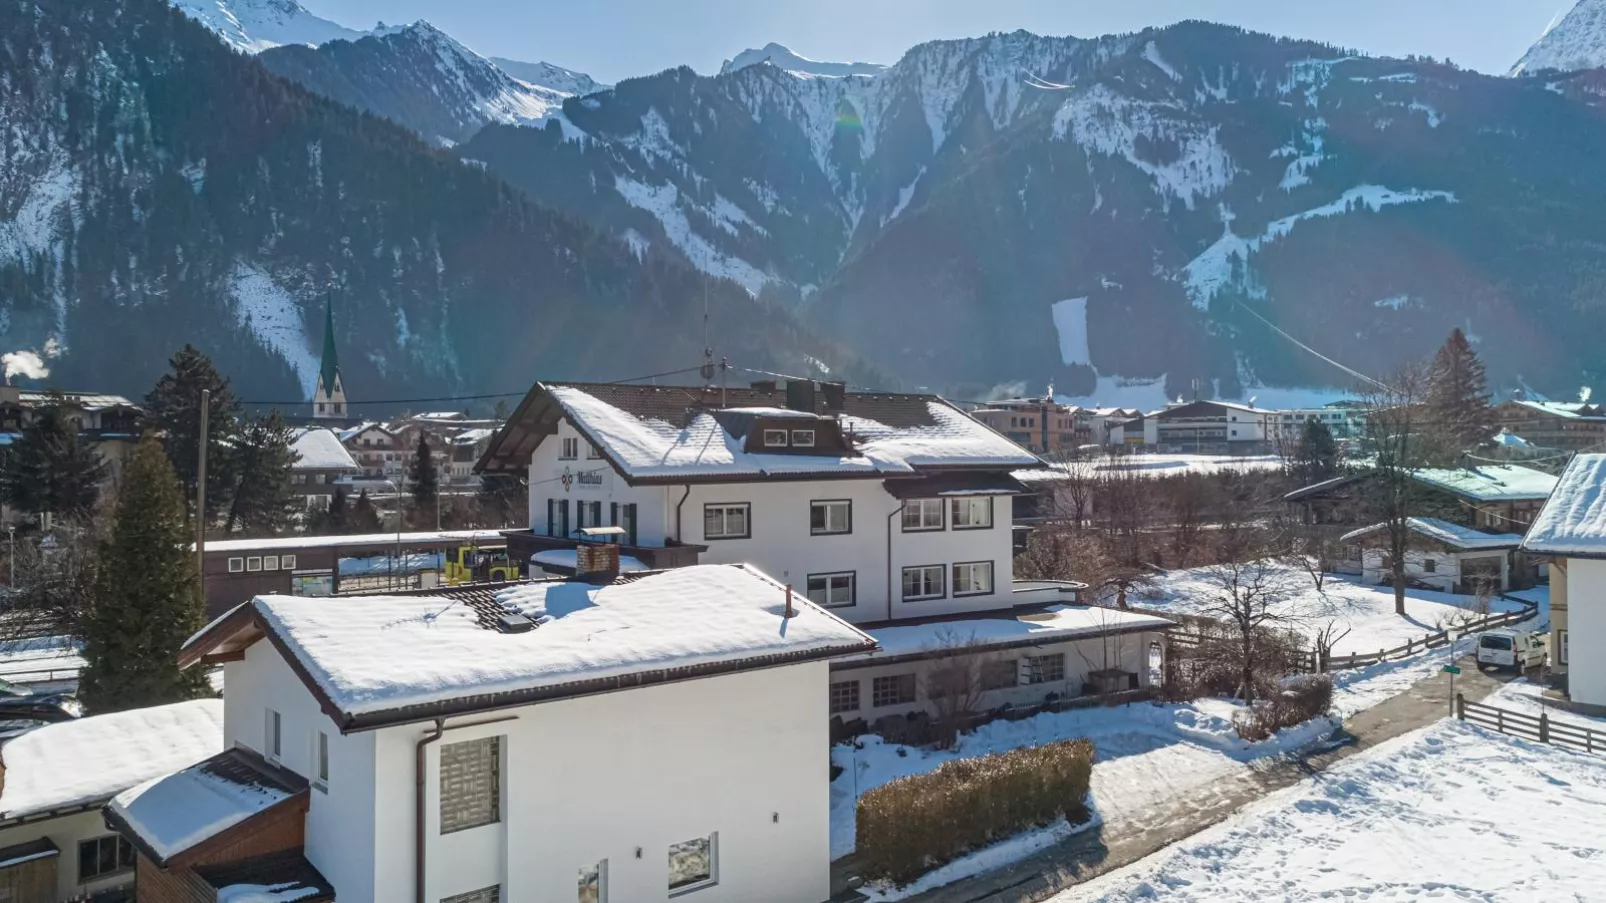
xmin=5 ymin=1 xmax=1606 ymax=902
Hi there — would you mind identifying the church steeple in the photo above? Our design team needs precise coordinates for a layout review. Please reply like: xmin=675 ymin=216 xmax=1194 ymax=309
xmin=312 ymin=293 xmax=346 ymax=420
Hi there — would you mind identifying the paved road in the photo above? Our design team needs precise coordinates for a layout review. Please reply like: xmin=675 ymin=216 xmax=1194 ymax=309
xmin=833 ymin=660 xmax=1519 ymax=903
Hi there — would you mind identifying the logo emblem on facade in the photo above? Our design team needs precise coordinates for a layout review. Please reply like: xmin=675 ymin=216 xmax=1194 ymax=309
xmin=561 ymin=467 xmax=573 ymax=493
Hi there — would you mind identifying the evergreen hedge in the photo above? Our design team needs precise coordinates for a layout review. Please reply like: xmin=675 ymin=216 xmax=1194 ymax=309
xmin=855 ymin=738 xmax=1095 ymax=886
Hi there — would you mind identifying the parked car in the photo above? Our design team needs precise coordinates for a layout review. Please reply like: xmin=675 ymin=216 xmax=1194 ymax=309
xmin=1476 ymin=629 xmax=1546 ymax=672
xmin=0 ymin=693 xmax=81 ymax=724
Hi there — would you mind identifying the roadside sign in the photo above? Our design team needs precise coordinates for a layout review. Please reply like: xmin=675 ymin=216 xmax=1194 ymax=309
xmin=1442 ymin=665 xmax=1461 ymax=675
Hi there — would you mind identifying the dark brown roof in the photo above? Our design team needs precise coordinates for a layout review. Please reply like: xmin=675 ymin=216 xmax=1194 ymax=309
xmin=198 ymin=851 xmax=335 ymax=902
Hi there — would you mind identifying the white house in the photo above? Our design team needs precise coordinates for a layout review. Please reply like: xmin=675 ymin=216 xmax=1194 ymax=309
xmin=0 ymin=699 xmax=220 ymax=902
xmin=1520 ymin=454 xmax=1606 ymax=709
xmin=1342 ymin=517 xmax=1524 ymax=594
xmin=290 ymin=427 xmax=361 ymax=510
xmin=122 ymin=564 xmax=877 ymax=903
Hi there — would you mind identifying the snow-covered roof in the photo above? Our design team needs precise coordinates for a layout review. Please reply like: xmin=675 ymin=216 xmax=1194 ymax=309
xmin=1522 ymin=454 xmax=1606 ymax=557
xmin=289 ymin=428 xmax=358 ymax=472
xmin=530 ymin=549 xmax=649 ymax=572
xmin=16 ymin=390 xmax=139 ymax=411
xmin=1410 ymin=464 xmax=1558 ymax=502
xmin=109 ymin=749 xmax=301 ymax=865
xmin=184 ymin=565 xmax=877 ymax=726
xmin=1492 ymin=429 xmax=1531 ymax=448
xmin=1340 ymin=518 xmax=1523 ymax=551
xmin=545 ymin=384 xmax=1036 ymax=481
xmin=850 ymin=605 xmax=1172 ymax=661
xmin=450 ymin=427 xmax=495 ymax=445
xmin=206 ymin=529 xmax=506 ymax=554
xmin=1505 ymin=399 xmax=1606 ymax=420
xmin=336 ymin=421 xmax=385 ymax=442
xmin=0 ymin=699 xmax=221 ymax=823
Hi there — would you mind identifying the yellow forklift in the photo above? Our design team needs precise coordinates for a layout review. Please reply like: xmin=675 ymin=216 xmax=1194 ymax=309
xmin=444 ymin=543 xmax=521 ymax=585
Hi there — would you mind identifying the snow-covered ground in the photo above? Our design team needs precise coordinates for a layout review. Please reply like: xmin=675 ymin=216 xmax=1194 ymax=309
xmin=1489 ymin=678 xmax=1606 ymax=734
xmin=1139 ymin=567 xmax=1529 ymax=656
xmin=0 ymin=634 xmax=84 ymax=689
xmin=1053 ymin=717 xmax=1606 ymax=901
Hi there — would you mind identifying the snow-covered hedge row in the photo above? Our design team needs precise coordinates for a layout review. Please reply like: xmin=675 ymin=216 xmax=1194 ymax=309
xmin=1233 ymin=674 xmax=1333 ymax=741
xmin=855 ymin=738 xmax=1094 ymax=886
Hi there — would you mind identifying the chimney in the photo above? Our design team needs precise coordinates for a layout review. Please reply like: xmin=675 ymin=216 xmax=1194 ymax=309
xmin=821 ymin=381 xmax=847 ymax=411
xmin=784 ymin=583 xmax=797 ymax=618
xmin=575 ymin=542 xmax=621 ymax=586
xmin=750 ymin=379 xmax=778 ymax=393
xmin=785 ymin=379 xmax=816 ymax=413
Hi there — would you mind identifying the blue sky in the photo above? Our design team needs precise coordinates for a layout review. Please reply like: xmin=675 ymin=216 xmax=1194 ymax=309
xmin=301 ymin=0 xmax=1568 ymax=84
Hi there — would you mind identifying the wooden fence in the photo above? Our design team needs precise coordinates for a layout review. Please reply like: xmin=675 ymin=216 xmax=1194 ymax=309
xmin=1456 ymin=694 xmax=1606 ymax=755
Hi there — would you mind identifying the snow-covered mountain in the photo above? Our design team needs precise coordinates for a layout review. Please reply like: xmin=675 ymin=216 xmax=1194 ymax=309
xmin=169 ymin=0 xmax=361 ymax=53
xmin=1511 ymin=0 xmax=1606 ymax=75
xmin=489 ymin=57 xmax=608 ymax=96
xmin=720 ymin=42 xmax=888 ymax=78
xmin=257 ymin=21 xmax=585 ymax=144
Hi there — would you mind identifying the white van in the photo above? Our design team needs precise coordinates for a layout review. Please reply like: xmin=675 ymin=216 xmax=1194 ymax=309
xmin=1476 ymin=629 xmax=1546 ymax=672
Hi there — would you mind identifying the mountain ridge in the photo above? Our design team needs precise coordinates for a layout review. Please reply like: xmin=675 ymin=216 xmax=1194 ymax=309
xmin=1511 ymin=1 xmax=1606 ymax=76
xmin=720 ymin=42 xmax=889 ymax=78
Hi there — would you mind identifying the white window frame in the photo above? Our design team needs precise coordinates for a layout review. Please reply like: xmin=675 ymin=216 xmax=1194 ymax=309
xmin=981 ymin=658 xmax=1019 ymax=691
xmin=951 ymin=496 xmax=994 ymax=530
xmin=806 ymin=571 xmax=855 ymax=608
xmin=1560 ymin=629 xmax=1570 ymax=665
xmin=871 ymin=673 xmax=917 ymax=708
xmin=1024 ymin=653 xmax=1065 ymax=685
xmin=902 ymin=564 xmax=945 ymax=601
xmin=228 ymin=557 xmax=243 ymax=573
xmin=902 ymin=498 xmax=945 ymax=532
xmin=585 ymin=442 xmax=602 ymax=460
xmin=282 ymin=554 xmax=297 ymax=570
xmin=312 ymin=730 xmax=329 ymax=792
xmin=560 ymin=437 xmax=579 ymax=460
xmin=667 ymin=833 xmax=718 ymax=896
xmin=829 ymin=679 xmax=860 ymax=714
xmin=247 ymin=556 xmax=263 ymax=572
xmin=953 ymin=560 xmax=994 ymax=597
xmin=265 ymin=708 xmax=281 ymax=763
xmin=790 ymin=429 xmax=816 ymax=447
xmin=810 ymin=499 xmax=852 ymax=536
xmin=264 ymin=555 xmax=280 ymax=571
xmin=762 ymin=429 xmax=789 ymax=447
xmin=703 ymin=503 xmax=751 ymax=540
xmin=579 ymin=860 xmax=608 ymax=903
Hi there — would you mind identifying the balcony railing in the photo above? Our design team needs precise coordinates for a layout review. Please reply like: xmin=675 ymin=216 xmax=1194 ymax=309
xmin=500 ymin=530 xmax=706 ymax=571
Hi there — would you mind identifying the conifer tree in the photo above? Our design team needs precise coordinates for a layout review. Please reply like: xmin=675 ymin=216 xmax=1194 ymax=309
xmin=409 ymin=432 xmax=438 ymax=508
xmin=326 ymin=484 xmax=351 ymax=533
xmin=1425 ymin=328 xmax=1494 ymax=456
xmin=224 ymin=410 xmax=298 ymax=535
xmin=0 ymin=395 xmax=108 ymax=518
xmin=1289 ymin=419 xmax=1340 ymax=487
xmin=144 ymin=346 xmax=241 ymax=526
xmin=352 ymin=488 xmax=382 ymax=532
xmin=78 ymin=435 xmax=210 ymax=713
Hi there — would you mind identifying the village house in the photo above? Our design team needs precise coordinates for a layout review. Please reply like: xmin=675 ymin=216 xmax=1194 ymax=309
xmin=339 ymin=422 xmax=403 ymax=481
xmin=1491 ymin=399 xmax=1606 ymax=451
xmin=969 ymin=394 xmax=1092 ymax=455
xmin=124 ymin=564 xmax=877 ymax=903
xmin=1150 ymin=400 xmax=1276 ymax=454
xmin=0 ymin=386 xmax=144 ymax=524
xmin=1520 ymin=454 xmax=1606 ymax=709
xmin=289 ymin=427 xmax=360 ymax=511
xmin=1341 ymin=517 xmax=1524 ymax=594
xmin=0 ymin=700 xmax=220 ymax=902
xmin=474 ymin=380 xmax=1173 ymax=726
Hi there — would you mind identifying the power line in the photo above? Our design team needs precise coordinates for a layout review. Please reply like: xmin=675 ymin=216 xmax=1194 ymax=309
xmin=1232 ymin=299 xmax=1393 ymax=392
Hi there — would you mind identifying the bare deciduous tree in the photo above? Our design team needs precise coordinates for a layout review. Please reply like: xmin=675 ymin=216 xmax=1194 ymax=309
xmin=1197 ymin=525 xmax=1304 ymax=703
xmin=922 ymin=629 xmax=1001 ymax=749
xmin=1358 ymin=364 xmax=1435 ymax=615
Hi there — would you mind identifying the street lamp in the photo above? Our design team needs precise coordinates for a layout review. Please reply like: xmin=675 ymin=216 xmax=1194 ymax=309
xmin=381 ymin=479 xmax=402 ymax=592
xmin=7 ymin=526 xmax=13 ymax=591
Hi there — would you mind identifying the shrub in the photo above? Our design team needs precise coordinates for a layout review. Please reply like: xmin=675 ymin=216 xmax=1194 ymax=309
xmin=1233 ymin=674 xmax=1334 ymax=741
xmin=855 ymin=738 xmax=1095 ymax=886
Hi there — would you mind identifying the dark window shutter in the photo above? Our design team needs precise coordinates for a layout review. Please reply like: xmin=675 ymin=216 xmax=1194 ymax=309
xmin=547 ymin=499 xmax=555 ymax=537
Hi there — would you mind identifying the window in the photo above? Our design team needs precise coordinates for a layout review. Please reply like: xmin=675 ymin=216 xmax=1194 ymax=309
xmin=829 ymin=680 xmax=860 ymax=714
xmin=586 ymin=442 xmax=602 ymax=460
xmin=953 ymin=561 xmax=994 ymax=597
xmin=902 ymin=565 xmax=945 ymax=601
xmin=1561 ymin=629 xmax=1570 ymax=665
xmin=579 ymin=861 xmax=607 ymax=903
xmin=228 ymin=557 xmax=243 ymax=573
xmin=668 ymin=834 xmax=717 ymax=894
xmin=1024 ymin=653 xmax=1065 ymax=685
xmin=807 ymin=572 xmax=855 ymax=608
xmin=951 ymin=497 xmax=994 ymax=530
xmin=247 ymin=556 xmax=263 ymax=572
xmin=902 ymin=498 xmax=944 ymax=531
xmin=264 ymin=555 xmax=280 ymax=571
xmin=313 ymin=730 xmax=330 ymax=791
xmin=282 ymin=554 xmax=297 ymax=570
xmin=440 ymin=737 xmax=501 ymax=834
xmin=1423 ymin=558 xmax=1437 ymax=573
xmin=790 ymin=429 xmax=816 ymax=447
xmin=441 ymin=888 xmax=501 ymax=903
xmin=265 ymin=709 xmax=281 ymax=762
xmin=872 ymin=674 xmax=917 ymax=708
xmin=77 ymin=835 xmax=135 ymax=882
xmin=620 ymin=503 xmax=638 ymax=546
xmin=981 ymin=659 xmax=1019 ymax=690
xmin=703 ymin=503 xmax=750 ymax=540
xmin=810 ymin=500 xmax=852 ymax=535
xmin=763 ymin=429 xmax=789 ymax=447
xmin=560 ymin=437 xmax=579 ymax=460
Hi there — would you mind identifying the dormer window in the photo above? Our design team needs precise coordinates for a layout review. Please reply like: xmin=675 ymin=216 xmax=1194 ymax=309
xmin=763 ymin=429 xmax=789 ymax=447
xmin=790 ymin=429 xmax=815 ymax=447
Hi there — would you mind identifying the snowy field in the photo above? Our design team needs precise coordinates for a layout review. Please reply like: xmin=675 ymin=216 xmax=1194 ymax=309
xmin=0 ymin=635 xmax=84 ymax=690
xmin=1140 ymin=566 xmax=1529 ymax=656
xmin=1053 ymin=718 xmax=1606 ymax=902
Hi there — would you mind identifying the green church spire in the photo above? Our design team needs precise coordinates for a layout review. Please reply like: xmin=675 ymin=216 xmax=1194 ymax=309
xmin=318 ymin=292 xmax=339 ymax=395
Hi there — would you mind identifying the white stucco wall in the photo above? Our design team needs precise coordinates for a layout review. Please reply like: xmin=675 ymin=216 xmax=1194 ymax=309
xmin=1357 ymin=547 xmax=1509 ymax=594
xmin=525 ymin=420 xmax=1020 ymax=624
xmin=0 ymin=809 xmax=134 ymax=901
xmin=1567 ymin=558 xmax=1606 ymax=707
xmin=366 ymin=660 xmax=833 ymax=903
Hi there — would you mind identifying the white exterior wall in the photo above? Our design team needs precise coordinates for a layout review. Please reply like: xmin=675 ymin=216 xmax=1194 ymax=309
xmin=224 ymin=645 xmax=381 ymax=901
xmin=367 ymin=661 xmax=832 ymax=903
xmin=1567 ymin=558 xmax=1606 ymax=707
xmin=526 ymin=420 xmax=1020 ymax=625
xmin=0 ymin=809 xmax=134 ymax=901
xmin=1357 ymin=547 xmax=1509 ymax=594
xmin=830 ymin=632 xmax=1162 ymax=721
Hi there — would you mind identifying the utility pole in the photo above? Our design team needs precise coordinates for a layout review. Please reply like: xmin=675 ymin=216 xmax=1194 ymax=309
xmin=196 ymin=389 xmax=210 ymax=596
